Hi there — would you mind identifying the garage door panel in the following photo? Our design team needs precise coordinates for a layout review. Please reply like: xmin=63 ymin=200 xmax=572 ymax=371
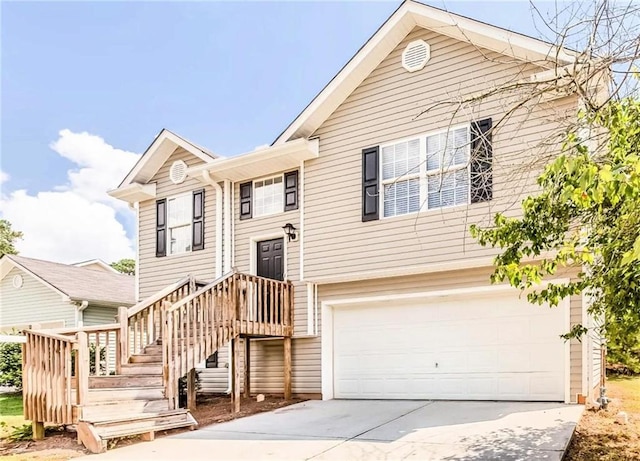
xmin=333 ymin=291 xmax=566 ymax=401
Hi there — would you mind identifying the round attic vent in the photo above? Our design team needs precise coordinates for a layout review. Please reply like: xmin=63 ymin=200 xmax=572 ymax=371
xmin=402 ymin=40 xmax=430 ymax=72
xmin=12 ymin=274 xmax=23 ymax=289
xmin=169 ymin=160 xmax=187 ymax=184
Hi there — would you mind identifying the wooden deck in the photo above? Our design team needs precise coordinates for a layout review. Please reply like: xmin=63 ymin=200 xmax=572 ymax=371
xmin=21 ymin=271 xmax=293 ymax=452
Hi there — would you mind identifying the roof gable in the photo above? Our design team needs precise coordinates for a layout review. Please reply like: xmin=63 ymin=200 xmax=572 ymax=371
xmin=274 ymin=0 xmax=576 ymax=144
xmin=1 ymin=255 xmax=135 ymax=306
xmin=118 ymin=129 xmax=218 ymax=188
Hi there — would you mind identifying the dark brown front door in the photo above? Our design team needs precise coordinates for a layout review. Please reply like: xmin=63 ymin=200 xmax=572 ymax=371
xmin=257 ymin=238 xmax=284 ymax=281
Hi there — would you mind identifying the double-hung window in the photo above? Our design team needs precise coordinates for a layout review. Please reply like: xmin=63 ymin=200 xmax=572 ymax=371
xmin=254 ymin=176 xmax=284 ymax=217
xmin=167 ymin=194 xmax=192 ymax=255
xmin=381 ymin=125 xmax=470 ymax=218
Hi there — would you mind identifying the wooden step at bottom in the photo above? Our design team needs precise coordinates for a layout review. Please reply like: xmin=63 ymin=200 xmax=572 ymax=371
xmin=94 ymin=410 xmax=194 ymax=436
xmin=77 ymin=411 xmax=198 ymax=453
xmin=81 ymin=399 xmax=169 ymax=421
xmin=89 ymin=374 xmax=162 ymax=389
xmin=89 ymin=409 xmax=188 ymax=426
xmin=129 ymin=353 xmax=163 ymax=364
xmin=144 ymin=344 xmax=162 ymax=355
xmin=87 ymin=386 xmax=165 ymax=403
xmin=120 ymin=363 xmax=162 ymax=375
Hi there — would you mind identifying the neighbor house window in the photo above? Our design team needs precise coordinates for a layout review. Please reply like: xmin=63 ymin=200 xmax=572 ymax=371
xmin=254 ymin=176 xmax=284 ymax=217
xmin=167 ymin=194 xmax=192 ymax=255
xmin=381 ymin=125 xmax=470 ymax=218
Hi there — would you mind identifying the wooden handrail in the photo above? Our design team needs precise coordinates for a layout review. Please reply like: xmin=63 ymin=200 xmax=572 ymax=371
xmin=166 ymin=271 xmax=236 ymax=313
xmin=49 ymin=323 xmax=120 ymax=335
xmin=22 ymin=329 xmax=78 ymax=343
xmin=127 ymin=275 xmax=194 ymax=318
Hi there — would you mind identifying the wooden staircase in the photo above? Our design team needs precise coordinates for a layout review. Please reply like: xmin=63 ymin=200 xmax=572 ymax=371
xmin=77 ymin=342 xmax=197 ymax=453
xmin=22 ymin=271 xmax=293 ymax=453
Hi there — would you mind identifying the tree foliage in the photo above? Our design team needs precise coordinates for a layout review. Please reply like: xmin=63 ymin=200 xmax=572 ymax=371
xmin=471 ymin=98 xmax=640 ymax=351
xmin=0 ymin=219 xmax=23 ymax=258
xmin=110 ymin=258 xmax=135 ymax=275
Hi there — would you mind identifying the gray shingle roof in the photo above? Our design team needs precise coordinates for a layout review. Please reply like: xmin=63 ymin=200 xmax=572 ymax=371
xmin=7 ymin=255 xmax=135 ymax=306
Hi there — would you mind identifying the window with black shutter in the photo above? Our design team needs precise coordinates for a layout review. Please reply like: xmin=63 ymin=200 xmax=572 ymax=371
xmin=240 ymin=182 xmax=252 ymax=220
xmin=155 ymin=199 xmax=167 ymax=257
xmin=470 ymin=118 xmax=493 ymax=203
xmin=284 ymin=170 xmax=298 ymax=211
xmin=192 ymin=189 xmax=205 ymax=251
xmin=362 ymin=146 xmax=380 ymax=222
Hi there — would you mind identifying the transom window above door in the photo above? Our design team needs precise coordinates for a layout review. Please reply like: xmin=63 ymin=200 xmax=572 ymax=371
xmin=381 ymin=125 xmax=470 ymax=218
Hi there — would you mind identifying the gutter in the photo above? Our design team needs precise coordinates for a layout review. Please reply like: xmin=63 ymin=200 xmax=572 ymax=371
xmin=75 ymin=300 xmax=89 ymax=327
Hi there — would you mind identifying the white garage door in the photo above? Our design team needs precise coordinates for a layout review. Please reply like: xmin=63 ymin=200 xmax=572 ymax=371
xmin=333 ymin=290 xmax=567 ymax=401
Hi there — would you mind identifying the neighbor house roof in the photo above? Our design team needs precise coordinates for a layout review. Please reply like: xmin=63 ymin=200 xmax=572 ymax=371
xmin=1 ymin=255 xmax=135 ymax=306
xmin=273 ymin=0 xmax=578 ymax=144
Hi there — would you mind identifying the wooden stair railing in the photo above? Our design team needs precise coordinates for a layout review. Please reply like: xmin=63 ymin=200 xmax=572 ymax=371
xmin=161 ymin=271 xmax=294 ymax=409
xmin=22 ymin=330 xmax=77 ymax=430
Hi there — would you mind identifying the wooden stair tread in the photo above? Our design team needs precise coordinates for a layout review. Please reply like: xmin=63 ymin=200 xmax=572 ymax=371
xmin=86 ymin=409 xmax=188 ymax=425
xmin=96 ymin=414 xmax=197 ymax=439
xmin=89 ymin=385 xmax=163 ymax=392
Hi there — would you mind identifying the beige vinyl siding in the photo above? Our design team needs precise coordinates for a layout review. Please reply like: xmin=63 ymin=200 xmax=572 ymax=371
xmin=0 ymin=267 xmax=76 ymax=330
xmin=198 ymin=345 xmax=230 ymax=394
xmin=305 ymin=26 xmax=577 ymax=281
xmin=232 ymin=176 xmax=320 ymax=395
xmin=138 ymin=148 xmax=218 ymax=299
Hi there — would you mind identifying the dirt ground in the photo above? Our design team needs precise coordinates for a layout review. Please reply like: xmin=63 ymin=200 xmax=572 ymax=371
xmin=0 ymin=395 xmax=302 ymax=460
xmin=565 ymin=375 xmax=640 ymax=461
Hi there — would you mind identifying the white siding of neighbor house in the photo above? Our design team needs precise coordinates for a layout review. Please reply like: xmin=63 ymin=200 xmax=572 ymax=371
xmin=83 ymin=305 xmax=118 ymax=326
xmin=138 ymin=148 xmax=218 ymax=300
xmin=0 ymin=267 xmax=76 ymax=331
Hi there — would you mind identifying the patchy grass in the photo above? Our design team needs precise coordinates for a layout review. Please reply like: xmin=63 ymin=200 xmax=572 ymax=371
xmin=0 ymin=394 xmax=26 ymax=438
xmin=565 ymin=375 xmax=640 ymax=461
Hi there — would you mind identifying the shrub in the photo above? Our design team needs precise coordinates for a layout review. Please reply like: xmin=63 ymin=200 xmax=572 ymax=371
xmin=0 ymin=340 xmax=22 ymax=390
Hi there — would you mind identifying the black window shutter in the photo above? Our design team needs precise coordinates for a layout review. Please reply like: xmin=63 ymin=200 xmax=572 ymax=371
xmin=240 ymin=182 xmax=252 ymax=220
xmin=155 ymin=199 xmax=167 ymax=257
xmin=284 ymin=170 xmax=298 ymax=211
xmin=192 ymin=189 xmax=205 ymax=251
xmin=470 ymin=118 xmax=493 ymax=203
xmin=362 ymin=146 xmax=380 ymax=222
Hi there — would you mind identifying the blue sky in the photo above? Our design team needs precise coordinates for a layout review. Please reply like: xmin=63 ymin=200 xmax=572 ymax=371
xmin=0 ymin=1 xmax=571 ymax=263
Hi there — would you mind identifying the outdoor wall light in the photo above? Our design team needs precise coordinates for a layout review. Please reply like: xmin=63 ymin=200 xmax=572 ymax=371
xmin=282 ymin=223 xmax=297 ymax=242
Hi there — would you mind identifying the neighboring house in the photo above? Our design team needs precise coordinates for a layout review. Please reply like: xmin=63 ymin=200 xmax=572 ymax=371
xmin=108 ymin=1 xmax=603 ymax=404
xmin=0 ymin=255 xmax=135 ymax=332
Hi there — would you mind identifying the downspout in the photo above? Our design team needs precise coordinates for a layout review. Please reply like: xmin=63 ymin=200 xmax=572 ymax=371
xmin=202 ymin=170 xmax=231 ymax=394
xmin=76 ymin=300 xmax=89 ymax=327
xmin=223 ymin=180 xmax=232 ymax=273
xmin=202 ymin=170 xmax=223 ymax=278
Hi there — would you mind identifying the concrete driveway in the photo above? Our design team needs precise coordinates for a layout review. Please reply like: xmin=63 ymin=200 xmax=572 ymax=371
xmin=78 ymin=400 xmax=583 ymax=461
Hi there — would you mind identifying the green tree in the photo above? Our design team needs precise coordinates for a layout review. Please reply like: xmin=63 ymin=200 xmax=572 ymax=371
xmin=0 ymin=219 xmax=23 ymax=257
xmin=470 ymin=98 xmax=640 ymax=358
xmin=110 ymin=258 xmax=135 ymax=275
xmin=0 ymin=339 xmax=22 ymax=390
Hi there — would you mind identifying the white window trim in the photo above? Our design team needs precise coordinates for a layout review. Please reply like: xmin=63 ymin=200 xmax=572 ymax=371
xmin=380 ymin=123 xmax=472 ymax=219
xmin=252 ymin=173 xmax=285 ymax=219
xmin=166 ymin=192 xmax=193 ymax=257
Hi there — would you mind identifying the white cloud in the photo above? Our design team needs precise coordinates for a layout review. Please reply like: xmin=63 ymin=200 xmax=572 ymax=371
xmin=0 ymin=170 xmax=9 ymax=185
xmin=0 ymin=130 xmax=140 ymax=264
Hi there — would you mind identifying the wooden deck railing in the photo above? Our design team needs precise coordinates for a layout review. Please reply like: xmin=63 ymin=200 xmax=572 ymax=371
xmin=23 ymin=330 xmax=76 ymax=425
xmin=162 ymin=272 xmax=293 ymax=408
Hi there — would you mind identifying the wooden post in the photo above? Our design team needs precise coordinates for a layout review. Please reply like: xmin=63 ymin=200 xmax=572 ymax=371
xmin=243 ymin=338 xmax=251 ymax=398
xmin=77 ymin=332 xmax=89 ymax=407
xmin=32 ymin=421 xmax=45 ymax=440
xmin=231 ymin=338 xmax=241 ymax=413
xmin=116 ymin=306 xmax=128 ymax=374
xmin=283 ymin=336 xmax=292 ymax=400
xmin=187 ymin=368 xmax=197 ymax=410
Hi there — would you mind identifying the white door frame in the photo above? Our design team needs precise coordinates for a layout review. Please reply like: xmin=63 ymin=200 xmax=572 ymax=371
xmin=321 ymin=280 xmax=571 ymax=403
xmin=249 ymin=233 xmax=288 ymax=278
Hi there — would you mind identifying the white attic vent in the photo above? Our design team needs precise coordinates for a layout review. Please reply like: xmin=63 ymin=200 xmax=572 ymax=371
xmin=12 ymin=274 xmax=23 ymax=289
xmin=169 ymin=160 xmax=187 ymax=184
xmin=402 ymin=40 xmax=430 ymax=73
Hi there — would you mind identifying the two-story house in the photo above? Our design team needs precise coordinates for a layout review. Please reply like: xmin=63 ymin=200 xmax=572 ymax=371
xmin=22 ymin=1 xmax=604 ymax=451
